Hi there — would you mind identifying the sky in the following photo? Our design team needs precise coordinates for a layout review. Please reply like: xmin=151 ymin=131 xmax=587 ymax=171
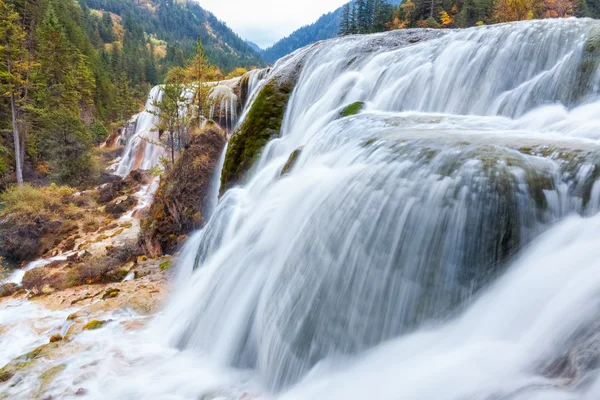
xmin=199 ymin=0 xmax=349 ymax=48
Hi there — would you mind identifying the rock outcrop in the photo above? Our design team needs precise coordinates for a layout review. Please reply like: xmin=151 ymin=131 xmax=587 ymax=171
xmin=140 ymin=126 xmax=227 ymax=256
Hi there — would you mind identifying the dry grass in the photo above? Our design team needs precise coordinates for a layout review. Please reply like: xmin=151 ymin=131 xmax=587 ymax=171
xmin=0 ymin=184 xmax=76 ymax=220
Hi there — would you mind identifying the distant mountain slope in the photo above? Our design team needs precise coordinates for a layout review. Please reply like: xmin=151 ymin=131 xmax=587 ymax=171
xmin=246 ymin=41 xmax=263 ymax=53
xmin=83 ymin=0 xmax=265 ymax=71
xmin=262 ymin=0 xmax=402 ymax=64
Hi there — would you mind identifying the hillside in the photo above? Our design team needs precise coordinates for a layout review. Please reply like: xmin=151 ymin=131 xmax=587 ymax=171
xmin=83 ymin=0 xmax=265 ymax=72
xmin=262 ymin=0 xmax=402 ymax=63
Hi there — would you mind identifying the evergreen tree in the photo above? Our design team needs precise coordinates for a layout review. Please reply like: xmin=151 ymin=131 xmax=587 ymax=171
xmin=356 ymin=0 xmax=369 ymax=33
xmin=0 ymin=0 xmax=32 ymax=185
xmin=339 ymin=3 xmax=351 ymax=35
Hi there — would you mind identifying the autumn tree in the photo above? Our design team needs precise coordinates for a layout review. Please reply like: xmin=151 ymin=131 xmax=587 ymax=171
xmin=494 ymin=0 xmax=538 ymax=21
xmin=544 ymin=0 xmax=573 ymax=16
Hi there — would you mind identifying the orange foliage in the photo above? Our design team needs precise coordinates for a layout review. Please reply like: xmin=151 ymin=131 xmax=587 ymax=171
xmin=544 ymin=0 xmax=573 ymax=17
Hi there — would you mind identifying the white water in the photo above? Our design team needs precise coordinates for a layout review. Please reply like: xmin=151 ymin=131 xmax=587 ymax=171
xmin=116 ymin=86 xmax=165 ymax=176
xmin=4 ymin=19 xmax=600 ymax=399
xmin=160 ymin=18 xmax=600 ymax=394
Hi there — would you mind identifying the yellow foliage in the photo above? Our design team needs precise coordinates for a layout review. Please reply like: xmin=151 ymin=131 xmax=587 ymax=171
xmin=494 ymin=0 xmax=540 ymax=21
xmin=476 ymin=20 xmax=485 ymax=25
xmin=440 ymin=10 xmax=452 ymax=25
xmin=400 ymin=0 xmax=416 ymax=20
xmin=225 ymin=68 xmax=248 ymax=79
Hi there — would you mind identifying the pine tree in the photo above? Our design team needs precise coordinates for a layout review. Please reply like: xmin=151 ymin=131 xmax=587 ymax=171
xmin=349 ymin=2 xmax=358 ymax=33
xmin=339 ymin=3 xmax=351 ymax=35
xmin=0 ymin=0 xmax=30 ymax=185
xmin=356 ymin=0 xmax=369 ymax=33
xmin=366 ymin=0 xmax=375 ymax=30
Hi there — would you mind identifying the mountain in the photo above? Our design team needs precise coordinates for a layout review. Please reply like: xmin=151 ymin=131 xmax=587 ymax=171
xmin=246 ymin=40 xmax=263 ymax=53
xmin=83 ymin=0 xmax=265 ymax=72
xmin=262 ymin=0 xmax=403 ymax=64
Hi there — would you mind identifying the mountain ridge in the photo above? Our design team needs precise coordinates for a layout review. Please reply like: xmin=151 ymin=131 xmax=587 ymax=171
xmin=262 ymin=0 xmax=402 ymax=64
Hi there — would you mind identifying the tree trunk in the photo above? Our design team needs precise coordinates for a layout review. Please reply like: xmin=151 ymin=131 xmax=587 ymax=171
xmin=6 ymin=37 xmax=23 ymax=186
xmin=10 ymin=90 xmax=23 ymax=186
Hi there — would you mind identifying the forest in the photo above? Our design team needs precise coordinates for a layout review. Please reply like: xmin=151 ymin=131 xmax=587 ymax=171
xmin=0 ymin=0 xmax=261 ymax=189
xmin=339 ymin=0 xmax=598 ymax=34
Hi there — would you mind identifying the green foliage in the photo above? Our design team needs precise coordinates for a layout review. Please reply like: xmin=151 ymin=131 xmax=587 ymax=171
xmin=38 ymin=109 xmax=97 ymax=186
xmin=0 ymin=145 xmax=8 ymax=176
xmin=90 ymin=120 xmax=109 ymax=144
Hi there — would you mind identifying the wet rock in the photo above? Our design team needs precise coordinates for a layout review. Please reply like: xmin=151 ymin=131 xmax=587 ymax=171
xmin=0 ymin=282 xmax=19 ymax=297
xmin=105 ymin=195 xmax=137 ymax=217
xmin=82 ymin=320 xmax=107 ymax=330
xmin=281 ymin=147 xmax=304 ymax=176
xmin=49 ymin=334 xmax=63 ymax=343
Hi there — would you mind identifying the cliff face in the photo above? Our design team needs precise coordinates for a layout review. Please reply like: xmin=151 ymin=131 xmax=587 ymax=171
xmin=140 ymin=126 xmax=227 ymax=257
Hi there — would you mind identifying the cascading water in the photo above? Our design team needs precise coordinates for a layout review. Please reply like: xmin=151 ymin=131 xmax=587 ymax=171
xmin=5 ymin=18 xmax=600 ymax=400
xmin=116 ymin=86 xmax=165 ymax=177
xmin=157 ymin=18 xmax=600 ymax=396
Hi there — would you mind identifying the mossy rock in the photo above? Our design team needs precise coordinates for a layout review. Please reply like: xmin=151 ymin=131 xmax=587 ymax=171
xmin=0 ymin=343 xmax=55 ymax=383
xmin=102 ymin=288 xmax=120 ymax=300
xmin=35 ymin=364 xmax=66 ymax=397
xmin=339 ymin=102 xmax=365 ymax=118
xmin=221 ymin=75 xmax=297 ymax=192
xmin=281 ymin=147 xmax=304 ymax=176
xmin=572 ymin=25 xmax=600 ymax=102
xmin=82 ymin=320 xmax=107 ymax=330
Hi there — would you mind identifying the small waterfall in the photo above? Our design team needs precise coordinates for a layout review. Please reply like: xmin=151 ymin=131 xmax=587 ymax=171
xmin=155 ymin=19 xmax=600 ymax=397
xmin=116 ymin=86 xmax=164 ymax=176
xmin=208 ymin=84 xmax=239 ymax=132
xmin=203 ymin=143 xmax=229 ymax=220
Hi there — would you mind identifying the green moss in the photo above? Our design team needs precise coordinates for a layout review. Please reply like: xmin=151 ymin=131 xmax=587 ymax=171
xmin=102 ymin=288 xmax=120 ymax=300
xmin=82 ymin=320 xmax=106 ymax=330
xmin=159 ymin=260 xmax=172 ymax=271
xmin=221 ymin=77 xmax=297 ymax=192
xmin=280 ymin=147 xmax=303 ymax=176
xmin=339 ymin=101 xmax=365 ymax=118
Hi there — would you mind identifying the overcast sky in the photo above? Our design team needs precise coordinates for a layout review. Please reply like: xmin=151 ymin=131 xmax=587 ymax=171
xmin=200 ymin=0 xmax=348 ymax=48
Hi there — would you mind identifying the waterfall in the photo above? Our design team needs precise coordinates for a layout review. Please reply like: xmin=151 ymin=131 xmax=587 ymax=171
xmin=116 ymin=86 xmax=164 ymax=177
xmin=117 ymin=80 xmax=243 ymax=176
xmin=153 ymin=19 xmax=600 ymax=397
